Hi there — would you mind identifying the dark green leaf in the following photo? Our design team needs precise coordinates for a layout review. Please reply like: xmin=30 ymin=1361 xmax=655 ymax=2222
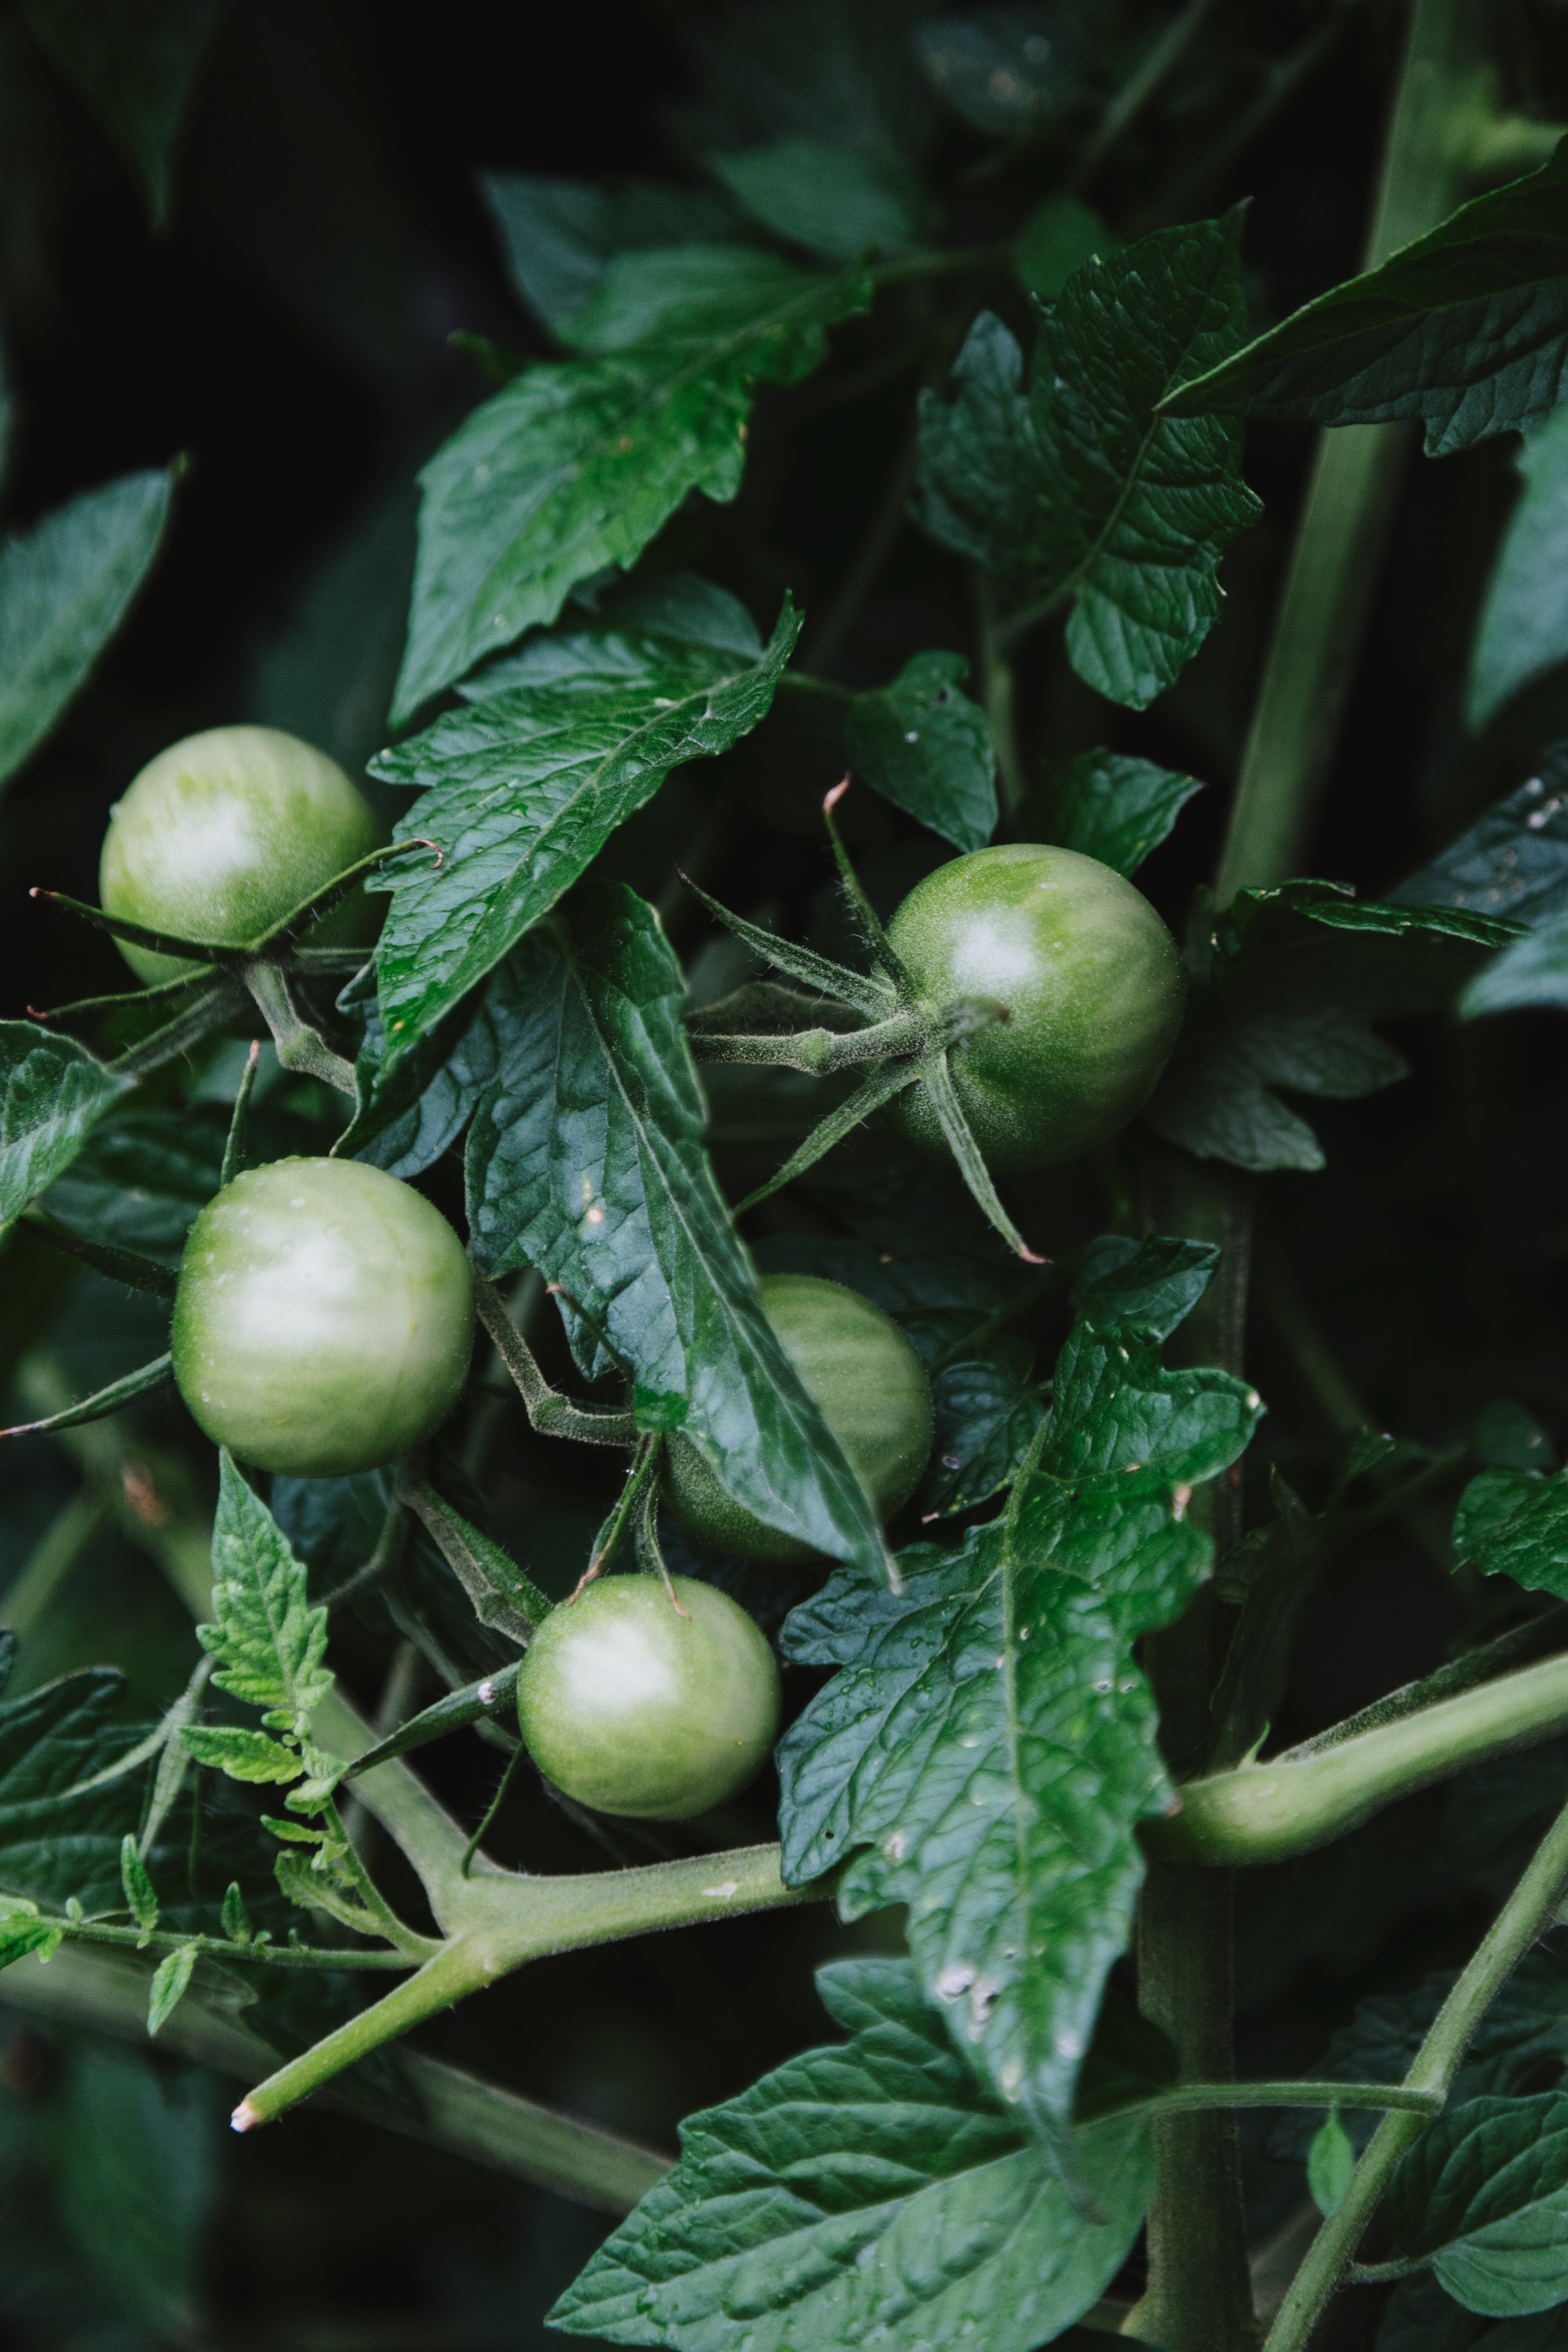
xmin=370 ymin=599 xmax=799 ymax=1070
xmin=915 ymin=10 xmax=1093 ymax=134
xmin=0 ymin=1022 xmax=126 ymax=1225
xmin=334 ymin=958 xmax=517 ymax=1179
xmin=846 ymin=649 xmax=998 ymax=852
xmin=918 ymin=1340 xmax=1047 ymax=1517
xmin=54 ymin=2045 xmax=217 ymax=2333
xmin=1460 ymin=915 xmax=1568 ymax=1018
xmin=1163 ymin=140 xmax=1568 ymax=454
xmin=1475 ymin=1402 xmax=1556 ymax=1473
xmin=1387 ymin=2092 xmax=1568 ymax=2316
xmin=480 ymin=173 xmax=740 ymax=335
xmin=466 ymin=884 xmax=889 ymax=1579
xmin=1392 ymin=751 xmax=1568 ymax=931
xmin=0 ymin=467 xmax=178 ymax=789
xmin=198 ymin=1455 xmax=333 ymax=1737
xmin=22 ymin=0 xmax=221 ymax=228
xmin=1071 ymin=1233 xmax=1221 ymax=1343
xmin=38 ymin=1100 xmax=285 ymax=1267
xmin=0 ymin=1666 xmax=149 ymax=1917
xmin=1146 ymin=882 xmax=1513 ymax=1172
xmin=778 ymin=1286 xmax=1260 ymax=2135
xmin=392 ymin=249 xmax=867 ymax=717
xmin=1379 ymin=2268 xmax=1566 ymax=2350
xmin=674 ymin=0 xmax=937 ymax=162
xmin=1015 ymin=194 xmax=1117 ymax=302
xmin=1468 ymin=409 xmax=1568 ymax=729
xmin=1035 ymin=746 xmax=1204 ymax=877
xmin=710 ymin=137 xmax=931 ymax=261
xmin=1453 ymin=1468 xmax=1568 ymax=1598
xmin=915 ymin=216 xmax=1261 ymax=709
xmin=549 ymin=1958 xmax=1154 ymax=2349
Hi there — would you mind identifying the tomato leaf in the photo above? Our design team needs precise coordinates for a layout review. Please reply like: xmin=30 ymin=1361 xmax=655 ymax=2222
xmin=0 ymin=1022 xmax=127 ymax=1226
xmin=392 ymin=249 xmax=868 ymax=717
xmin=1378 ymin=2269 xmax=1567 ymax=2349
xmin=845 ymin=649 xmax=998 ymax=852
xmin=196 ymin=1457 xmax=334 ymax=1740
xmin=145 ymin=1942 xmax=198 ymax=2038
xmin=914 ymin=214 xmax=1261 ymax=709
xmin=40 ymin=1099 xmax=310 ymax=1267
xmin=918 ymin=1340 xmax=1047 ymax=1518
xmin=22 ymin=0 xmax=221 ymax=230
xmin=548 ymin=1957 xmax=1154 ymax=2351
xmin=710 ymin=137 xmax=932 ymax=261
xmin=0 ymin=1645 xmax=150 ymax=1917
xmin=465 ymin=883 xmax=891 ymax=1580
xmin=1071 ymin=1232 xmax=1222 ymax=1341
xmin=1468 ymin=410 xmax=1568 ymax=729
xmin=1453 ymin=1467 xmax=1568 ymax=1599
xmin=777 ymin=1273 xmax=1261 ymax=2137
xmin=1163 ymin=140 xmax=1568 ymax=454
xmin=1386 ymin=2092 xmax=1568 ymax=2317
xmin=1307 ymin=2111 xmax=1356 ymax=2216
xmin=368 ymin=596 xmax=799 ymax=1073
xmin=0 ymin=466 xmax=179 ymax=790
xmin=1035 ymin=746 xmax=1205 ymax=878
xmin=480 ymin=173 xmax=741 ymax=336
xmin=1145 ymin=882 xmax=1516 ymax=1172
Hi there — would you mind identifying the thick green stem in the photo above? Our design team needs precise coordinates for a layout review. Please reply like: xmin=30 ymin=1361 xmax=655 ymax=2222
xmin=1263 ymin=1786 xmax=1568 ymax=2352
xmin=1212 ymin=0 xmax=1483 ymax=904
xmin=1152 ymin=1648 xmax=1568 ymax=1866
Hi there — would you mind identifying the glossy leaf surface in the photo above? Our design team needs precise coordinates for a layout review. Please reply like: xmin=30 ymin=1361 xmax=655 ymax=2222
xmin=846 ymin=648 xmax=997 ymax=851
xmin=0 ymin=1022 xmax=125 ymax=1224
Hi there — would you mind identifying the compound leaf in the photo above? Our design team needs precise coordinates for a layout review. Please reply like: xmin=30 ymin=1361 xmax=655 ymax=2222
xmin=1163 ymin=140 xmax=1568 ymax=454
xmin=196 ymin=1456 xmax=332 ymax=1738
xmin=465 ymin=883 xmax=889 ymax=1580
xmin=1146 ymin=882 xmax=1515 ymax=1172
xmin=0 ymin=1021 xmax=126 ymax=1224
xmin=1386 ymin=2093 xmax=1568 ymax=2317
xmin=1036 ymin=746 xmax=1204 ymax=878
xmin=370 ymin=597 xmax=799 ymax=1071
xmin=915 ymin=214 xmax=1260 ymax=709
xmin=549 ymin=1957 xmax=1154 ymax=2350
xmin=0 ymin=466 xmax=179 ymax=790
xmin=393 ymin=249 xmax=867 ymax=717
xmin=777 ymin=1270 xmax=1261 ymax=2136
xmin=846 ymin=649 xmax=998 ymax=852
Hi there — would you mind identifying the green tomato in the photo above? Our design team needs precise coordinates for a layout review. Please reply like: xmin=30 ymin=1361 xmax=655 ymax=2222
xmin=884 ymin=842 xmax=1185 ymax=1171
xmin=516 ymin=1573 xmax=781 ymax=1820
xmin=100 ymin=724 xmax=383 ymax=984
xmin=663 ymin=1272 xmax=933 ymax=1566
xmin=171 ymin=1158 xmax=474 ymax=1477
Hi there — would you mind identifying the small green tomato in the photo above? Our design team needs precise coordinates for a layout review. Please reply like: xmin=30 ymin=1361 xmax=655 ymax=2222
xmin=884 ymin=842 xmax=1185 ymax=1171
xmin=100 ymin=724 xmax=383 ymax=984
xmin=662 ymin=1272 xmax=933 ymax=1566
xmin=171 ymin=1157 xmax=474 ymax=1477
xmin=516 ymin=1574 xmax=781 ymax=1820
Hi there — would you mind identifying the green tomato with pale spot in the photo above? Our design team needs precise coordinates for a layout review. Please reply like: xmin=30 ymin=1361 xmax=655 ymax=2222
xmin=884 ymin=843 xmax=1185 ymax=1171
xmin=100 ymin=724 xmax=383 ymax=984
xmin=171 ymin=1158 xmax=474 ymax=1477
xmin=662 ymin=1272 xmax=933 ymax=1566
xmin=515 ymin=1574 xmax=781 ymax=1820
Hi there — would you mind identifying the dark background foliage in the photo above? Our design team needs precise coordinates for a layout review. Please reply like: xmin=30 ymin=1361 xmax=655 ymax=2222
xmin=4 ymin=2 xmax=1568 ymax=2343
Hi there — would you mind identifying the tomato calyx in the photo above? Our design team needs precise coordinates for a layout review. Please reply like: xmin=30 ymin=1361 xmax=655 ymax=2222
xmin=682 ymin=781 xmax=1043 ymax=1259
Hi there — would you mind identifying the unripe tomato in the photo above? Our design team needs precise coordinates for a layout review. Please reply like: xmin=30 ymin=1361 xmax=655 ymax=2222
xmin=516 ymin=1573 xmax=780 ymax=1819
xmin=884 ymin=843 xmax=1185 ymax=1171
xmin=171 ymin=1158 xmax=474 ymax=1477
xmin=100 ymin=724 xmax=383 ymax=984
xmin=663 ymin=1272 xmax=933 ymax=1565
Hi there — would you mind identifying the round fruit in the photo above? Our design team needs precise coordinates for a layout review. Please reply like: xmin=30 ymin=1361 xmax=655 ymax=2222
xmin=100 ymin=724 xmax=383 ymax=984
xmin=171 ymin=1158 xmax=474 ymax=1477
xmin=884 ymin=843 xmax=1185 ymax=1172
xmin=663 ymin=1272 xmax=933 ymax=1565
xmin=516 ymin=1574 xmax=781 ymax=1820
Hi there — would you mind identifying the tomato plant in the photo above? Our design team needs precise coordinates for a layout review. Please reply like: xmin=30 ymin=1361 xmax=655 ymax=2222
xmin=663 ymin=1272 xmax=933 ymax=1561
xmin=5 ymin=7 xmax=1568 ymax=2351
xmin=170 ymin=1157 xmax=476 ymax=1477
xmin=515 ymin=1572 xmax=781 ymax=1818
